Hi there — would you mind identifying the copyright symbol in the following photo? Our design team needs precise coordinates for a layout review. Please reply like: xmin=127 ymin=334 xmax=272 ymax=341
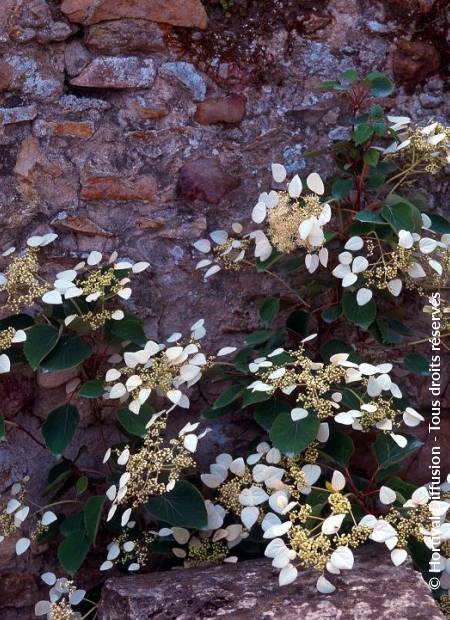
xmin=429 ymin=577 xmax=440 ymax=590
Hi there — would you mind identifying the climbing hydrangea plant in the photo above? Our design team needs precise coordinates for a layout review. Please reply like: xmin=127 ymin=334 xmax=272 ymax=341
xmin=0 ymin=71 xmax=449 ymax=619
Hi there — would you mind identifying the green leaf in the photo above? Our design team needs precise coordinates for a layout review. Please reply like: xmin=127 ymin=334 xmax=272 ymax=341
xmin=342 ymin=291 xmax=377 ymax=329
xmin=355 ymin=211 xmax=386 ymax=224
xmin=341 ymin=68 xmax=358 ymax=83
xmin=427 ymin=213 xmax=450 ymax=234
xmin=201 ymin=403 xmax=234 ymax=420
xmin=366 ymin=170 xmax=385 ymax=190
xmin=353 ymin=124 xmax=373 ymax=146
xmin=318 ymin=79 xmax=340 ymax=91
xmin=259 ymin=297 xmax=280 ymax=328
xmin=106 ymin=316 xmax=147 ymax=346
xmin=363 ymin=148 xmax=380 ymax=167
xmin=146 ymin=481 xmax=207 ymax=529
xmin=331 ymin=178 xmax=353 ymax=200
xmin=84 ymin=495 xmax=105 ymax=544
xmin=42 ymin=404 xmax=80 ymax=456
xmin=58 ymin=532 xmax=90 ymax=576
xmin=374 ymin=434 xmax=422 ymax=468
xmin=117 ymin=403 xmax=155 ymax=437
xmin=40 ymin=335 xmax=92 ymax=371
xmin=23 ymin=325 xmax=60 ymax=370
xmin=323 ymin=431 xmax=354 ymax=466
xmin=320 ymin=339 xmax=358 ymax=363
xmin=365 ymin=72 xmax=394 ymax=97
xmin=241 ymin=389 xmax=271 ymax=408
xmin=404 ymin=352 xmax=430 ymax=376
xmin=78 ymin=379 xmax=104 ymax=399
xmin=382 ymin=195 xmax=422 ymax=233
xmin=322 ymin=305 xmax=342 ymax=323
xmin=374 ymin=318 xmax=404 ymax=345
xmin=212 ymin=385 xmax=244 ymax=409
xmin=0 ymin=414 xmax=5 ymax=441
xmin=270 ymin=411 xmax=319 ymax=457
xmin=286 ymin=309 xmax=310 ymax=338
xmin=254 ymin=399 xmax=289 ymax=431
xmin=76 ymin=476 xmax=88 ymax=495
xmin=244 ymin=330 xmax=274 ymax=346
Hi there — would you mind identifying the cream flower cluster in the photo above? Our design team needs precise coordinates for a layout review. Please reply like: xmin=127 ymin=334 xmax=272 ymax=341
xmin=42 ymin=249 xmax=149 ymax=308
xmin=35 ymin=573 xmax=86 ymax=619
xmin=332 ymin=223 xmax=450 ymax=306
xmin=246 ymin=342 xmax=424 ymax=448
xmin=383 ymin=117 xmax=450 ymax=164
xmin=0 ymin=479 xmax=57 ymax=558
xmin=199 ymin=444 xmax=450 ymax=592
xmin=104 ymin=319 xmax=236 ymax=413
xmin=193 ymin=163 xmax=332 ymax=277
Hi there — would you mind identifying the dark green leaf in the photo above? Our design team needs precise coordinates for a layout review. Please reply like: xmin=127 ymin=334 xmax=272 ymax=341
xmin=41 ymin=335 xmax=92 ymax=371
xmin=254 ymin=399 xmax=289 ymax=431
xmin=382 ymin=195 xmax=422 ymax=233
xmin=241 ymin=389 xmax=271 ymax=408
xmin=375 ymin=318 xmax=404 ymax=344
xmin=76 ymin=476 xmax=88 ymax=495
xmin=212 ymin=385 xmax=244 ymax=410
xmin=322 ymin=305 xmax=342 ymax=323
xmin=106 ymin=316 xmax=147 ymax=346
xmin=404 ymin=352 xmax=430 ymax=376
xmin=323 ymin=431 xmax=355 ymax=466
xmin=84 ymin=495 xmax=105 ymax=544
xmin=332 ymin=178 xmax=353 ymax=200
xmin=355 ymin=211 xmax=386 ymax=224
xmin=270 ymin=411 xmax=319 ymax=457
xmin=117 ymin=403 xmax=155 ymax=437
xmin=341 ymin=68 xmax=358 ymax=83
xmin=363 ymin=148 xmax=380 ymax=167
xmin=147 ymin=481 xmax=207 ymax=529
xmin=342 ymin=291 xmax=377 ymax=329
xmin=244 ymin=330 xmax=274 ymax=346
xmin=58 ymin=532 xmax=90 ymax=576
xmin=259 ymin=297 xmax=280 ymax=328
xmin=365 ymin=72 xmax=394 ymax=97
xmin=353 ymin=124 xmax=373 ymax=146
xmin=78 ymin=379 xmax=104 ymax=399
xmin=427 ymin=213 xmax=450 ymax=234
xmin=23 ymin=325 xmax=60 ymax=370
xmin=0 ymin=414 xmax=5 ymax=441
xmin=286 ymin=309 xmax=310 ymax=338
xmin=42 ymin=403 xmax=80 ymax=456
xmin=320 ymin=339 xmax=358 ymax=363
xmin=318 ymin=80 xmax=340 ymax=91
xmin=374 ymin=434 xmax=422 ymax=468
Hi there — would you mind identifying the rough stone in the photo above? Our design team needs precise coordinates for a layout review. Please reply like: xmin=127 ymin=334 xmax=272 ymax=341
xmin=131 ymin=100 xmax=169 ymax=119
xmin=159 ymin=62 xmax=207 ymax=101
xmin=393 ymin=40 xmax=441 ymax=82
xmin=98 ymin=546 xmax=444 ymax=619
xmin=34 ymin=120 xmax=95 ymax=138
xmin=85 ymin=19 xmax=167 ymax=54
xmin=51 ymin=213 xmax=114 ymax=237
xmin=81 ymin=175 xmax=157 ymax=202
xmin=195 ymin=94 xmax=247 ymax=124
xmin=177 ymin=157 xmax=240 ymax=204
xmin=60 ymin=0 xmax=208 ymax=29
xmin=37 ymin=367 xmax=79 ymax=389
xmin=0 ymin=573 xmax=38 ymax=608
xmin=0 ymin=105 xmax=37 ymax=125
xmin=71 ymin=56 xmax=156 ymax=89
xmin=64 ymin=39 xmax=91 ymax=77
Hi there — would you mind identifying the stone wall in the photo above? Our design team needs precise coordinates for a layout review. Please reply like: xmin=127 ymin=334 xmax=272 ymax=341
xmin=0 ymin=1 xmax=449 ymax=617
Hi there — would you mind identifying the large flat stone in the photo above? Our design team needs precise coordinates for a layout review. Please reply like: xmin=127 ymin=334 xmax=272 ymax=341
xmin=98 ymin=546 xmax=443 ymax=619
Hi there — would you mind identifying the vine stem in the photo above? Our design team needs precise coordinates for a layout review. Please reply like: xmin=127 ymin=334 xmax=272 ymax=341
xmin=243 ymin=260 xmax=310 ymax=308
